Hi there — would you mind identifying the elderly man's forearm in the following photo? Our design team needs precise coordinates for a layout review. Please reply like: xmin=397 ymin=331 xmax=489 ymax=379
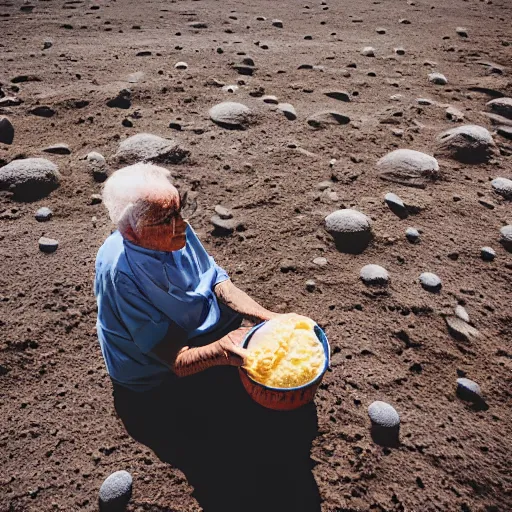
xmin=171 ymin=342 xmax=230 ymax=377
xmin=214 ymin=280 xmax=275 ymax=322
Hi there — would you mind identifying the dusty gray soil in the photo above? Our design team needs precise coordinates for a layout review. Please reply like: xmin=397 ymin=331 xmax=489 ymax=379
xmin=1 ymin=0 xmax=511 ymax=510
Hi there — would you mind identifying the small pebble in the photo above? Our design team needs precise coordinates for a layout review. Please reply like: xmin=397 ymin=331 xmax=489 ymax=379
xmin=90 ymin=194 xmax=102 ymax=205
xmin=405 ymin=227 xmax=420 ymax=243
xmin=99 ymin=470 xmax=133 ymax=510
xmin=35 ymin=207 xmax=52 ymax=222
xmin=480 ymin=246 xmax=496 ymax=261
xmin=360 ymin=264 xmax=389 ymax=286
xmin=384 ymin=192 xmax=407 ymax=218
xmin=313 ymin=257 xmax=328 ymax=266
xmin=419 ymin=272 xmax=441 ymax=292
xmin=39 ymin=236 xmax=59 ymax=253
xmin=272 ymin=19 xmax=283 ymax=28
xmin=454 ymin=305 xmax=470 ymax=323
xmin=305 ymin=279 xmax=316 ymax=292
xmin=428 ymin=72 xmax=448 ymax=85
xmin=456 ymin=27 xmax=468 ymax=38
xmin=456 ymin=378 xmax=482 ymax=402
xmin=368 ymin=401 xmax=400 ymax=428
xmin=174 ymin=61 xmax=188 ymax=70
xmin=214 ymin=205 xmax=233 ymax=219
xmin=361 ymin=46 xmax=375 ymax=57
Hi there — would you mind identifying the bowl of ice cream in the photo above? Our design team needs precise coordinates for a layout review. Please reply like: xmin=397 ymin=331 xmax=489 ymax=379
xmin=239 ymin=314 xmax=330 ymax=411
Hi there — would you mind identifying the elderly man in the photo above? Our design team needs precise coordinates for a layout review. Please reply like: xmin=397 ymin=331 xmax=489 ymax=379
xmin=94 ymin=163 xmax=320 ymax=512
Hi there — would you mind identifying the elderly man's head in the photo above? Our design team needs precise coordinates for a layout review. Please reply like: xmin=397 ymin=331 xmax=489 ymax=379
xmin=103 ymin=163 xmax=187 ymax=252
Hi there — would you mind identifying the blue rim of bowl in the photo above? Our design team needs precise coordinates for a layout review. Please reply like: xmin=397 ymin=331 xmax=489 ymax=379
xmin=240 ymin=321 xmax=331 ymax=392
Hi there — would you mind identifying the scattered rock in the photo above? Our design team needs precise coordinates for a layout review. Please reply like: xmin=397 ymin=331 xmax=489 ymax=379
xmin=0 ymin=96 xmax=23 ymax=107
xmin=456 ymin=27 xmax=468 ymax=37
xmin=233 ymin=64 xmax=255 ymax=76
xmin=399 ymin=18 xmax=411 ymax=24
xmin=376 ymin=27 xmax=386 ymax=34
xmin=211 ymin=215 xmax=245 ymax=235
xmin=491 ymin=177 xmax=512 ymax=199
xmin=39 ymin=236 xmax=59 ymax=253
xmin=277 ymin=103 xmax=297 ymax=120
xmin=324 ymin=90 xmax=351 ymax=102
xmin=307 ymin=111 xmax=350 ymax=129
xmin=361 ymin=47 xmax=375 ymax=57
xmin=86 ymin=151 xmax=106 ymax=167
xmin=262 ymin=95 xmax=278 ymax=104
xmin=43 ymin=39 xmax=53 ymax=49
xmin=43 ymin=143 xmax=71 ymax=155
xmin=35 ymin=207 xmax=52 ymax=222
xmin=496 ymin=125 xmax=512 ymax=140
xmin=305 ymin=279 xmax=316 ymax=292
xmin=428 ymin=72 xmax=448 ymax=85
xmin=324 ymin=209 xmax=373 ymax=254
xmin=90 ymin=194 xmax=102 ymax=205
xmin=377 ymin=149 xmax=439 ymax=188
xmin=384 ymin=192 xmax=408 ymax=219
xmin=368 ymin=401 xmax=400 ymax=428
xmin=0 ymin=158 xmax=60 ymax=200
xmin=499 ymin=225 xmax=512 ymax=251
xmin=188 ymin=21 xmax=207 ymax=29
xmin=419 ymin=272 xmax=441 ymax=292
xmin=222 ymin=85 xmax=239 ymax=93
xmin=99 ymin=470 xmax=133 ymax=511
xmin=487 ymin=97 xmax=512 ymax=120
xmin=0 ymin=116 xmax=14 ymax=144
xmin=446 ymin=106 xmax=464 ymax=122
xmin=174 ymin=61 xmax=188 ymax=70
xmin=394 ymin=47 xmax=405 ymax=55
xmin=435 ymin=125 xmax=495 ymax=163
xmin=480 ymin=246 xmax=496 ymax=261
xmin=360 ymin=264 xmax=389 ymax=286
xmin=29 ymin=106 xmax=56 ymax=117
xmin=454 ymin=305 xmax=470 ymax=323
xmin=214 ymin=205 xmax=233 ymax=219
xmin=114 ymin=133 xmax=189 ymax=164
xmin=209 ymin=102 xmax=253 ymax=129
xmin=313 ymin=257 xmax=328 ymax=266
xmin=107 ymin=90 xmax=131 ymax=109
xmin=406 ymin=227 xmax=420 ymax=243
xmin=456 ymin=378 xmax=483 ymax=403
xmin=272 ymin=19 xmax=283 ymax=28
xmin=417 ymin=98 xmax=434 ymax=105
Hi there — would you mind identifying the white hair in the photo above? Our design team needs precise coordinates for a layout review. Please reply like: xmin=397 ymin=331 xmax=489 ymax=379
xmin=102 ymin=163 xmax=179 ymax=234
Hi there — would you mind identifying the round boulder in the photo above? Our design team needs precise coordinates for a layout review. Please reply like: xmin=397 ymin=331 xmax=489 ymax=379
xmin=324 ymin=209 xmax=372 ymax=254
xmin=209 ymin=101 xmax=253 ymax=129
xmin=486 ymin=97 xmax=512 ymax=120
xmin=435 ymin=125 xmax=495 ymax=163
xmin=419 ymin=272 xmax=441 ymax=292
xmin=114 ymin=133 xmax=189 ymax=164
xmin=0 ymin=158 xmax=60 ymax=201
xmin=377 ymin=149 xmax=439 ymax=188
xmin=491 ymin=177 xmax=512 ymax=199
xmin=500 ymin=225 xmax=512 ymax=252
xmin=99 ymin=470 xmax=133 ymax=511
xmin=360 ymin=264 xmax=389 ymax=286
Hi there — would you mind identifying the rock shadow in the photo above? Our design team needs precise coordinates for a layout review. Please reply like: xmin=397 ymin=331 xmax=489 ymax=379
xmin=370 ymin=425 xmax=400 ymax=448
xmin=333 ymin=231 xmax=373 ymax=254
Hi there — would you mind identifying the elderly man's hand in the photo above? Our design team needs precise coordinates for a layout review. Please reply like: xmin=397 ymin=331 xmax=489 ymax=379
xmin=219 ymin=327 xmax=252 ymax=367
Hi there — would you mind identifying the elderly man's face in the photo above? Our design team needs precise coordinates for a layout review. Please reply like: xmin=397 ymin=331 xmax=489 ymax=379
xmin=137 ymin=196 xmax=187 ymax=252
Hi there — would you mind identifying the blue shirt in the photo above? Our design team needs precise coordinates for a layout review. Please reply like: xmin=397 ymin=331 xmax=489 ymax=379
xmin=94 ymin=224 xmax=236 ymax=391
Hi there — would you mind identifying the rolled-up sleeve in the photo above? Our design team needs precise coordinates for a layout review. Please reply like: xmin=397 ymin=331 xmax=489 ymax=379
xmin=213 ymin=261 xmax=230 ymax=286
xmin=114 ymin=274 xmax=170 ymax=354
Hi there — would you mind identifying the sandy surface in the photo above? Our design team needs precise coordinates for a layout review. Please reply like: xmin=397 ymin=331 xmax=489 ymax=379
xmin=1 ymin=0 xmax=511 ymax=510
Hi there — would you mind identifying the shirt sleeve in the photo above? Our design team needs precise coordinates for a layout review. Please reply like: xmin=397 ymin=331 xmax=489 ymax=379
xmin=213 ymin=261 xmax=230 ymax=285
xmin=114 ymin=273 xmax=170 ymax=355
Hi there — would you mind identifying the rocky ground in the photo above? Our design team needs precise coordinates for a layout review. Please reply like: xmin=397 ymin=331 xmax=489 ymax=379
xmin=1 ymin=0 xmax=511 ymax=510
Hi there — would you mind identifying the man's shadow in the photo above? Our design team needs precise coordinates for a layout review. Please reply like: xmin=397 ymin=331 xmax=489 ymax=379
xmin=113 ymin=367 xmax=321 ymax=512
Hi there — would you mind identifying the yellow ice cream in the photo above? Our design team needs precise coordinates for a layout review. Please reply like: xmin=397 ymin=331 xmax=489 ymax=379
xmin=244 ymin=314 xmax=325 ymax=388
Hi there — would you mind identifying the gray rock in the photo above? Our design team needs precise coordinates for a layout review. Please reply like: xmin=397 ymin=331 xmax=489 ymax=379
xmin=419 ymin=272 xmax=441 ymax=292
xmin=90 ymin=194 xmax=102 ymax=205
xmin=435 ymin=125 xmax=495 ymax=163
xmin=0 ymin=158 xmax=60 ymax=200
xmin=361 ymin=46 xmax=375 ymax=57
xmin=486 ymin=97 xmax=512 ymax=120
xmin=222 ymin=84 xmax=239 ymax=93
xmin=30 ymin=105 xmax=55 ymax=117
xmin=39 ymin=236 xmax=59 ymax=253
xmin=377 ymin=149 xmax=439 ymax=188
xmin=305 ymin=279 xmax=316 ymax=292
xmin=209 ymin=102 xmax=253 ymax=129
xmin=307 ymin=111 xmax=350 ymax=129
xmin=491 ymin=177 xmax=512 ymax=199
xmin=394 ymin=47 xmax=406 ymax=55
xmin=417 ymin=98 xmax=435 ymax=106
xmin=368 ymin=401 xmax=400 ymax=428
xmin=325 ymin=209 xmax=372 ymax=254
xmin=188 ymin=21 xmax=208 ymax=29
xmin=233 ymin=64 xmax=255 ymax=76
xmin=482 ymin=112 xmax=512 ymax=127
xmin=360 ymin=264 xmax=389 ymax=286
xmin=272 ymin=19 xmax=283 ymax=28
xmin=446 ymin=318 xmax=480 ymax=342
xmin=114 ymin=133 xmax=189 ymax=164
xmin=446 ymin=106 xmax=464 ymax=122
xmin=214 ymin=205 xmax=233 ymax=219
xmin=211 ymin=215 xmax=245 ymax=235
xmin=405 ymin=227 xmax=420 ymax=243
xmin=0 ymin=96 xmax=23 ymax=107
xmin=500 ymin=225 xmax=512 ymax=251
xmin=174 ymin=61 xmax=188 ymax=70
xmin=262 ymin=95 xmax=278 ymax=104
xmin=43 ymin=143 xmax=71 ymax=155
xmin=35 ymin=207 xmax=52 ymax=222
xmin=86 ymin=151 xmax=106 ymax=166
xmin=456 ymin=27 xmax=468 ymax=37
xmin=496 ymin=125 xmax=512 ymax=140
xmin=480 ymin=246 xmax=496 ymax=261
xmin=43 ymin=39 xmax=53 ymax=49
xmin=313 ymin=257 xmax=328 ymax=266
xmin=277 ymin=103 xmax=297 ymax=121
xmin=428 ymin=72 xmax=448 ymax=85
xmin=0 ymin=116 xmax=14 ymax=144
xmin=399 ymin=18 xmax=411 ymax=24
xmin=99 ymin=470 xmax=133 ymax=511
xmin=456 ymin=378 xmax=482 ymax=401
xmin=107 ymin=91 xmax=131 ymax=109
xmin=324 ymin=90 xmax=351 ymax=102
xmin=376 ymin=27 xmax=386 ymax=34
xmin=384 ymin=192 xmax=408 ymax=218
xmin=454 ymin=305 xmax=470 ymax=323
xmin=317 ymin=180 xmax=333 ymax=191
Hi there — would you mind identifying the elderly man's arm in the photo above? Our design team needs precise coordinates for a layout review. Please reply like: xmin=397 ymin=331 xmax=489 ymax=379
xmin=151 ymin=322 xmax=250 ymax=378
xmin=214 ymin=279 xmax=277 ymax=324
